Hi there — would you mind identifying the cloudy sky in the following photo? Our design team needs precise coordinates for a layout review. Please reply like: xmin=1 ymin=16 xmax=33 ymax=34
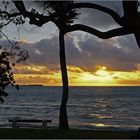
xmin=1 ymin=1 xmax=140 ymax=86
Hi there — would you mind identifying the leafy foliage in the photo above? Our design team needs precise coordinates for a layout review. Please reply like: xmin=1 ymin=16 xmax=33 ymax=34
xmin=37 ymin=1 xmax=79 ymax=28
xmin=12 ymin=16 xmax=25 ymax=25
xmin=0 ymin=49 xmax=19 ymax=103
xmin=0 ymin=41 xmax=29 ymax=103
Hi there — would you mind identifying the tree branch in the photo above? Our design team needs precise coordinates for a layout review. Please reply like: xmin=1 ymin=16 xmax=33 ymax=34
xmin=69 ymin=2 xmax=123 ymax=26
xmin=65 ymin=24 xmax=132 ymax=39
xmin=13 ymin=0 xmax=56 ymax=27
xmin=0 ymin=10 xmax=20 ymax=18
xmin=0 ymin=18 xmax=15 ymax=29
xmin=0 ymin=30 xmax=17 ymax=49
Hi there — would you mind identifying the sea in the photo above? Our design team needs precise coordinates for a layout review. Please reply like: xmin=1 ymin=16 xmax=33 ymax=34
xmin=0 ymin=86 xmax=140 ymax=130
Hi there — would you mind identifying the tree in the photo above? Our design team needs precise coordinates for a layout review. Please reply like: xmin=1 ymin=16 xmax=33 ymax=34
xmin=0 ymin=0 xmax=140 ymax=129
xmin=0 ymin=50 xmax=17 ymax=103
xmin=39 ymin=1 xmax=79 ymax=129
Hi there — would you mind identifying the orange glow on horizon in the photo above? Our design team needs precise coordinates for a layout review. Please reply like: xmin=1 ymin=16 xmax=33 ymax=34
xmin=13 ymin=65 xmax=140 ymax=86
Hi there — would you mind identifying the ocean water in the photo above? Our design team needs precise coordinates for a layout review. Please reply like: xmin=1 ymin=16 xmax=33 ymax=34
xmin=0 ymin=86 xmax=140 ymax=130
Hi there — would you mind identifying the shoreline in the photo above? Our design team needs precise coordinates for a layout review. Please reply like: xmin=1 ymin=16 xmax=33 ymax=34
xmin=0 ymin=128 xmax=139 ymax=139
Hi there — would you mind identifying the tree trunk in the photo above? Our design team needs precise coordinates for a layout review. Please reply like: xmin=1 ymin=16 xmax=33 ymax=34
xmin=134 ymin=31 xmax=140 ymax=48
xmin=59 ymin=29 xmax=69 ymax=129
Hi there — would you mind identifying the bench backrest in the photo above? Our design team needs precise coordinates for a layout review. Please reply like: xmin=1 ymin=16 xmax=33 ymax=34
xmin=9 ymin=119 xmax=52 ymax=123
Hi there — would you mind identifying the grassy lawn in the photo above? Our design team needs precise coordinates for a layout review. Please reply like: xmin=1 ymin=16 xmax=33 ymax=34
xmin=0 ymin=128 xmax=138 ymax=139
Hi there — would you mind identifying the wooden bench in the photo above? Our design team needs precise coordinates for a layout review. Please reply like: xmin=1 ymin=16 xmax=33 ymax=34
xmin=9 ymin=119 xmax=52 ymax=128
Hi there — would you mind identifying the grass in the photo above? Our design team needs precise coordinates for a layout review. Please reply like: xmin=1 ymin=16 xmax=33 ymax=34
xmin=0 ymin=128 xmax=138 ymax=139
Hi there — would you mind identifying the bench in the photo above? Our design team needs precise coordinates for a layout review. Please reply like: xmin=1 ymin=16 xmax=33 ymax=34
xmin=9 ymin=119 xmax=52 ymax=128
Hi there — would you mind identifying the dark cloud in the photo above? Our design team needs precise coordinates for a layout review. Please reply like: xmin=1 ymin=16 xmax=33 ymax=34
xmin=78 ymin=34 xmax=140 ymax=71
xmin=17 ymin=32 xmax=140 ymax=72
xmin=19 ymin=37 xmax=59 ymax=66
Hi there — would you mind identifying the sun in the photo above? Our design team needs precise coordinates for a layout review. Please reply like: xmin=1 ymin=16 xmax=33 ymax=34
xmin=73 ymin=66 xmax=115 ymax=86
xmin=95 ymin=66 xmax=112 ymax=81
xmin=79 ymin=72 xmax=95 ymax=81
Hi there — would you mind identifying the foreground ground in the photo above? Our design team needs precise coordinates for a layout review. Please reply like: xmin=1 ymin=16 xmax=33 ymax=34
xmin=0 ymin=128 xmax=139 ymax=139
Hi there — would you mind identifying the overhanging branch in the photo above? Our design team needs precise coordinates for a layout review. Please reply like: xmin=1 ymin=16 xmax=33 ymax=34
xmin=13 ymin=0 xmax=56 ymax=26
xmin=69 ymin=2 xmax=123 ymax=26
xmin=66 ymin=24 xmax=132 ymax=39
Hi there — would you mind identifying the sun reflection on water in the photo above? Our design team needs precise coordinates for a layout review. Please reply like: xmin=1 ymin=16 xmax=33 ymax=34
xmin=90 ymin=123 xmax=120 ymax=128
xmin=94 ymin=123 xmax=105 ymax=127
xmin=90 ymin=113 xmax=113 ymax=119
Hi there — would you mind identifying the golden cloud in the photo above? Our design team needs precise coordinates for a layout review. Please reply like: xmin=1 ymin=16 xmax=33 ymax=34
xmin=13 ymin=64 xmax=140 ymax=86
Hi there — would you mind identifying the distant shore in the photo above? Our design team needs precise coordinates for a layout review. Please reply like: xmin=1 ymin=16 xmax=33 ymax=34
xmin=19 ymin=84 xmax=43 ymax=86
xmin=0 ymin=128 xmax=138 ymax=139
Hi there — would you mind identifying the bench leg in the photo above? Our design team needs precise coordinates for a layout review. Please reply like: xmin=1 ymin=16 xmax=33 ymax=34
xmin=12 ymin=120 xmax=17 ymax=128
xmin=42 ymin=121 xmax=47 ymax=128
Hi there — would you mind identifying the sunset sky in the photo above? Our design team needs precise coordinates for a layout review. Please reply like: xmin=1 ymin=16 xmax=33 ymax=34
xmin=1 ymin=1 xmax=140 ymax=86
